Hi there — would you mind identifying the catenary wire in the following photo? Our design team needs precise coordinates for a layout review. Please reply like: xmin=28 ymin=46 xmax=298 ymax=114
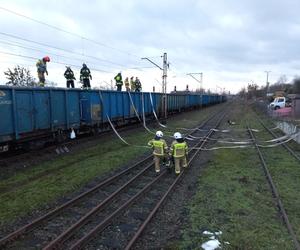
xmin=0 ymin=31 xmax=128 ymax=68
xmin=0 ymin=39 xmax=155 ymax=71
xmin=0 ymin=6 xmax=140 ymax=58
xmin=0 ymin=50 xmax=113 ymax=73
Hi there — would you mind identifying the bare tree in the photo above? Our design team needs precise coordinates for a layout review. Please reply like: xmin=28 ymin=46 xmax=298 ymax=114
xmin=238 ymin=87 xmax=246 ymax=98
xmin=247 ymin=83 xmax=259 ymax=99
xmin=4 ymin=65 xmax=37 ymax=87
xmin=276 ymin=74 xmax=288 ymax=84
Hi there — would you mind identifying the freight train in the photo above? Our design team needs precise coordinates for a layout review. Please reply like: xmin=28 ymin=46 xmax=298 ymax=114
xmin=0 ymin=86 xmax=226 ymax=153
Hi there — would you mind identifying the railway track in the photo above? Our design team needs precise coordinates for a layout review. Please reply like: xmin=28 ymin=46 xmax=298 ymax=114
xmin=255 ymin=115 xmax=300 ymax=162
xmin=45 ymin=110 xmax=226 ymax=250
xmin=247 ymin=126 xmax=300 ymax=250
xmin=0 ymin=108 xmax=227 ymax=249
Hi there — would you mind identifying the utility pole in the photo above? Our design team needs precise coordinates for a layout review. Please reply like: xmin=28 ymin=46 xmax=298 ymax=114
xmin=162 ymin=53 xmax=168 ymax=121
xmin=265 ymin=70 xmax=271 ymax=96
xmin=142 ymin=53 xmax=168 ymax=122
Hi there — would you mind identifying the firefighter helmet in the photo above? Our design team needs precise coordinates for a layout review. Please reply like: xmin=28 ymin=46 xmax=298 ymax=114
xmin=174 ymin=132 xmax=182 ymax=139
xmin=43 ymin=56 xmax=50 ymax=62
xmin=156 ymin=131 xmax=163 ymax=138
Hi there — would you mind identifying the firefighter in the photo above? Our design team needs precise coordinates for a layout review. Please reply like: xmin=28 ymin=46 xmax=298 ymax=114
xmin=170 ymin=132 xmax=188 ymax=174
xmin=36 ymin=56 xmax=50 ymax=86
xmin=148 ymin=131 xmax=168 ymax=173
xmin=114 ymin=72 xmax=123 ymax=91
xmin=124 ymin=77 xmax=130 ymax=91
xmin=135 ymin=77 xmax=142 ymax=92
xmin=64 ymin=66 xmax=76 ymax=88
xmin=80 ymin=63 xmax=92 ymax=89
xmin=130 ymin=76 xmax=135 ymax=91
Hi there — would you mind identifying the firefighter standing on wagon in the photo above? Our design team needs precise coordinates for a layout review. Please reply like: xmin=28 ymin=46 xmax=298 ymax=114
xmin=135 ymin=77 xmax=142 ymax=92
xmin=114 ymin=72 xmax=123 ymax=91
xmin=36 ymin=56 xmax=50 ymax=86
xmin=80 ymin=63 xmax=92 ymax=89
xmin=148 ymin=131 xmax=168 ymax=173
xmin=170 ymin=132 xmax=188 ymax=174
xmin=130 ymin=76 xmax=135 ymax=91
xmin=124 ymin=77 xmax=130 ymax=91
xmin=64 ymin=66 xmax=76 ymax=88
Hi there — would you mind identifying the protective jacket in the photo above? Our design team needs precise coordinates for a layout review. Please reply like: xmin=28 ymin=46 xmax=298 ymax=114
xmin=135 ymin=78 xmax=142 ymax=90
xmin=170 ymin=139 xmax=188 ymax=158
xmin=130 ymin=78 xmax=135 ymax=90
xmin=64 ymin=68 xmax=76 ymax=80
xmin=148 ymin=138 xmax=168 ymax=156
xmin=36 ymin=59 xmax=47 ymax=74
xmin=114 ymin=73 xmax=123 ymax=85
xmin=124 ymin=78 xmax=129 ymax=87
xmin=80 ymin=66 xmax=92 ymax=80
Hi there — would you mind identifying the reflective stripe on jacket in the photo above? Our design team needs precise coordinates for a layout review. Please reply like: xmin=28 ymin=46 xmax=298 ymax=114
xmin=80 ymin=68 xmax=91 ymax=79
xmin=64 ymin=70 xmax=75 ymax=80
xmin=171 ymin=141 xmax=188 ymax=158
xmin=148 ymin=139 xmax=167 ymax=156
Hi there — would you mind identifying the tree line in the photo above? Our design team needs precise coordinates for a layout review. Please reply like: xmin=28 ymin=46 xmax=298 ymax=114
xmin=239 ymin=75 xmax=300 ymax=99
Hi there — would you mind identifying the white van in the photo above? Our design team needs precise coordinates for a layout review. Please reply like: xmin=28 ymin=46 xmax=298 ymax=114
xmin=269 ymin=97 xmax=290 ymax=110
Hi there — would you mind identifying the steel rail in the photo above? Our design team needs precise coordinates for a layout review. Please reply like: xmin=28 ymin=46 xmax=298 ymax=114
xmin=43 ymin=109 xmax=225 ymax=249
xmin=43 ymin=162 xmax=154 ymax=249
xmin=256 ymin=115 xmax=300 ymax=162
xmin=125 ymin=112 xmax=226 ymax=249
xmin=248 ymin=126 xmax=300 ymax=250
xmin=69 ymin=111 xmax=227 ymax=250
xmin=0 ymin=156 xmax=152 ymax=247
xmin=69 ymin=171 xmax=168 ymax=250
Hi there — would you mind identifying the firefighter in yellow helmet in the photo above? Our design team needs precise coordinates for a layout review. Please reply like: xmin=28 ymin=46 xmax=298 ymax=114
xmin=148 ymin=131 xmax=168 ymax=173
xmin=170 ymin=132 xmax=188 ymax=174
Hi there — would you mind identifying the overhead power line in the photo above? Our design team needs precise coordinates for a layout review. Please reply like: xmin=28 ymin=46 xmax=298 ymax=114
xmin=0 ymin=31 xmax=126 ymax=67
xmin=0 ymin=39 xmax=115 ymax=69
xmin=0 ymin=32 xmax=153 ymax=72
xmin=0 ymin=6 xmax=139 ymax=58
xmin=0 ymin=50 xmax=113 ymax=73
xmin=0 ymin=50 xmax=155 ymax=74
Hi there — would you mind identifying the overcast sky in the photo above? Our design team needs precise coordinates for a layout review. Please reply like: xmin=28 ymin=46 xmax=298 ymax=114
xmin=0 ymin=0 xmax=300 ymax=93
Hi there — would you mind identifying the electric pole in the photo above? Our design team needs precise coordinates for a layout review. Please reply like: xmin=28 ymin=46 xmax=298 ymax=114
xmin=162 ymin=53 xmax=168 ymax=121
xmin=142 ymin=53 xmax=168 ymax=122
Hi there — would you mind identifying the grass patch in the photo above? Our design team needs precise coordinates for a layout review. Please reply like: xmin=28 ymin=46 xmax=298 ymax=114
xmin=181 ymin=103 xmax=296 ymax=249
xmin=0 ymin=133 xmax=149 ymax=225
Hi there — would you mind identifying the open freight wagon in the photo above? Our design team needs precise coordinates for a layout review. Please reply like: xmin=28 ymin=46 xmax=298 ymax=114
xmin=0 ymin=86 xmax=225 ymax=152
